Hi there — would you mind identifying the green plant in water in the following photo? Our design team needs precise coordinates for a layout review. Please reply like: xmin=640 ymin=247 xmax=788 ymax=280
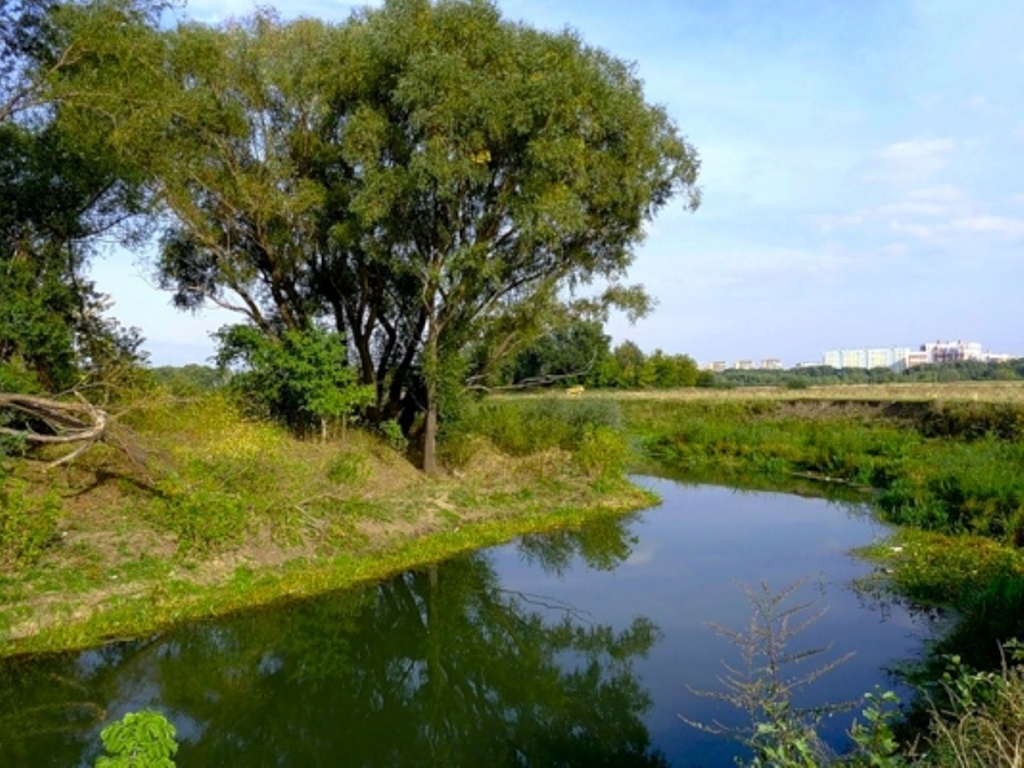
xmin=95 ymin=709 xmax=178 ymax=767
xmin=847 ymin=688 xmax=905 ymax=767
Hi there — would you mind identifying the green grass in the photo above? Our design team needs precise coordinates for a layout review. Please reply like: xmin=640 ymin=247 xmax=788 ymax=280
xmin=0 ymin=482 xmax=655 ymax=657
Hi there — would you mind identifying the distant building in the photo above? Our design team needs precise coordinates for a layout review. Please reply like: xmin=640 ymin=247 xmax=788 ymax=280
xmin=822 ymin=340 xmax=1010 ymax=371
xmin=922 ymin=340 xmax=983 ymax=364
xmin=822 ymin=346 xmax=911 ymax=371
xmin=905 ymin=350 xmax=929 ymax=368
xmin=760 ymin=358 xmax=783 ymax=370
xmin=733 ymin=360 xmax=754 ymax=370
xmin=708 ymin=361 xmax=728 ymax=372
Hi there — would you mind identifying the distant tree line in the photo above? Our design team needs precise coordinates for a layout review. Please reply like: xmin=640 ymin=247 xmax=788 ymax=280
xmin=487 ymin=320 xmax=707 ymax=390
xmin=715 ymin=358 xmax=1024 ymax=388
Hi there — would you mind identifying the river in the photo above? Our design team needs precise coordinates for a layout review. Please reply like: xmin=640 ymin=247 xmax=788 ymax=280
xmin=0 ymin=477 xmax=934 ymax=766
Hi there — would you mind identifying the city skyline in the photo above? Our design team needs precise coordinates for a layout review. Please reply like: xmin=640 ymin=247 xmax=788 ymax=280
xmin=702 ymin=338 xmax=1018 ymax=371
xmin=87 ymin=0 xmax=1024 ymax=367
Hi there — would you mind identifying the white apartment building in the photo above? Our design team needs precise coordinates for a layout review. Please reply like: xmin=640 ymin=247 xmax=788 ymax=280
xmin=823 ymin=346 xmax=911 ymax=371
xmin=823 ymin=340 xmax=1009 ymax=370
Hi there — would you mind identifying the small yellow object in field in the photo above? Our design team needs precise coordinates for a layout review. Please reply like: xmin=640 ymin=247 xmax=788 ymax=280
xmin=566 ymin=385 xmax=585 ymax=396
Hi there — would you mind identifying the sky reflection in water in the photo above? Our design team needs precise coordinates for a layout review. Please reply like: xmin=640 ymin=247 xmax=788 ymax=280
xmin=0 ymin=478 xmax=932 ymax=767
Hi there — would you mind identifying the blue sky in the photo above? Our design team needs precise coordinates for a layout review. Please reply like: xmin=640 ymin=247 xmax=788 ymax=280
xmin=90 ymin=0 xmax=1024 ymax=367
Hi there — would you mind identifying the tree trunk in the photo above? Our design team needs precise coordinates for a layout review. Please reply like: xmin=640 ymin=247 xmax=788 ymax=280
xmin=423 ymin=312 xmax=440 ymax=475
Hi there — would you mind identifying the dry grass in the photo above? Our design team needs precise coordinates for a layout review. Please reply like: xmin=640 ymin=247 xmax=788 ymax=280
xmin=920 ymin=662 xmax=1024 ymax=767
xmin=520 ymin=381 xmax=1024 ymax=404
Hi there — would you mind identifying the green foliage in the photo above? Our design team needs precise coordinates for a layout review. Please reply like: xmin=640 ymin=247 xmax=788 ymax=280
xmin=95 ymin=709 xmax=178 ymax=767
xmin=1 ymin=0 xmax=156 ymax=395
xmin=0 ymin=479 xmax=60 ymax=565
xmin=459 ymin=397 xmax=622 ymax=457
xmin=153 ymin=482 xmax=248 ymax=555
xmin=378 ymin=419 xmax=409 ymax=453
xmin=574 ymin=425 xmax=631 ymax=483
xmin=134 ymin=2 xmax=698 ymax=469
xmin=910 ymin=650 xmax=1024 ymax=767
xmin=504 ymin=320 xmax=612 ymax=387
xmin=148 ymin=364 xmax=225 ymax=395
xmin=847 ymin=689 xmax=904 ymax=767
xmin=695 ymin=359 xmax=1024 ymax=389
xmin=216 ymin=324 xmax=375 ymax=435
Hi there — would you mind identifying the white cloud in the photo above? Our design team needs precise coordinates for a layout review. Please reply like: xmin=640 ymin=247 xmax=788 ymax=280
xmin=949 ymin=215 xmax=1024 ymax=237
xmin=861 ymin=138 xmax=956 ymax=182
xmin=817 ymin=185 xmax=967 ymax=234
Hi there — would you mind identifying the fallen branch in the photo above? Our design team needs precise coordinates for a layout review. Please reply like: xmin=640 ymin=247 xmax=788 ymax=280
xmin=0 ymin=393 xmax=109 ymax=468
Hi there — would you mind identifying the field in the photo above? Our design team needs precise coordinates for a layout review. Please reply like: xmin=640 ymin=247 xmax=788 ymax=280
xmin=547 ymin=380 xmax=1024 ymax=404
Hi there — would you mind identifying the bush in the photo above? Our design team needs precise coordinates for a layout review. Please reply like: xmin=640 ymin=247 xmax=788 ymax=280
xmin=150 ymin=480 xmax=248 ymax=554
xmin=215 ymin=324 xmax=374 ymax=436
xmin=327 ymin=451 xmax=366 ymax=485
xmin=574 ymin=425 xmax=630 ymax=481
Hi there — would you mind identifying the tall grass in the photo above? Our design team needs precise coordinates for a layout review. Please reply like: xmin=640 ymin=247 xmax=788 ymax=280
xmin=442 ymin=396 xmax=629 ymax=481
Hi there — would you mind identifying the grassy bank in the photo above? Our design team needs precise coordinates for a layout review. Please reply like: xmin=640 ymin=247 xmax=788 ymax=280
xmin=0 ymin=393 xmax=649 ymax=656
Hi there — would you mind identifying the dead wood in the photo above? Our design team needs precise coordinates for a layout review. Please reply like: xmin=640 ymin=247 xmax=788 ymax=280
xmin=0 ymin=393 xmax=109 ymax=468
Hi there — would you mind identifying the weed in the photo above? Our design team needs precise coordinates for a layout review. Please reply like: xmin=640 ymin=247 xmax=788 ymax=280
xmin=0 ymin=481 xmax=61 ymax=565
xmin=682 ymin=576 xmax=856 ymax=766
xmin=327 ymin=452 xmax=366 ymax=485
xmin=911 ymin=649 xmax=1024 ymax=767
xmin=378 ymin=419 xmax=408 ymax=453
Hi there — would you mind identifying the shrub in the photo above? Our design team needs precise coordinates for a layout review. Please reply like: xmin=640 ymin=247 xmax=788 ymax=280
xmin=574 ymin=425 xmax=630 ymax=482
xmin=327 ymin=451 xmax=366 ymax=485
xmin=215 ymin=324 xmax=375 ymax=436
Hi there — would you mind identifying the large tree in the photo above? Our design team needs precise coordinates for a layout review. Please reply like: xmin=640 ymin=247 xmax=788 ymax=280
xmin=145 ymin=0 xmax=699 ymax=471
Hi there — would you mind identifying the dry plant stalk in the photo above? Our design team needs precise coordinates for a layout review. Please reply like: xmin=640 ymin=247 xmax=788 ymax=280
xmin=681 ymin=576 xmax=856 ymax=763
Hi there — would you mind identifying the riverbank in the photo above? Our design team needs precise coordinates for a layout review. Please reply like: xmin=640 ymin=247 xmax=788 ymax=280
xmin=6 ymin=383 xmax=1024 ymax=659
xmin=0 ymin=393 xmax=652 ymax=656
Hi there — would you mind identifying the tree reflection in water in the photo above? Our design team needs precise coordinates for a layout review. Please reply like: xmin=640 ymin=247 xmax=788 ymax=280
xmin=0 ymin=521 xmax=666 ymax=766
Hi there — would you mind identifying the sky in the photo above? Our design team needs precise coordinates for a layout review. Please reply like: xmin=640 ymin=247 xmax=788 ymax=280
xmin=88 ymin=0 xmax=1024 ymax=367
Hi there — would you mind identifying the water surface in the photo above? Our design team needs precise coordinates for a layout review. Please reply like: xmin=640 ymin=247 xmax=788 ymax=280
xmin=0 ymin=478 xmax=931 ymax=766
